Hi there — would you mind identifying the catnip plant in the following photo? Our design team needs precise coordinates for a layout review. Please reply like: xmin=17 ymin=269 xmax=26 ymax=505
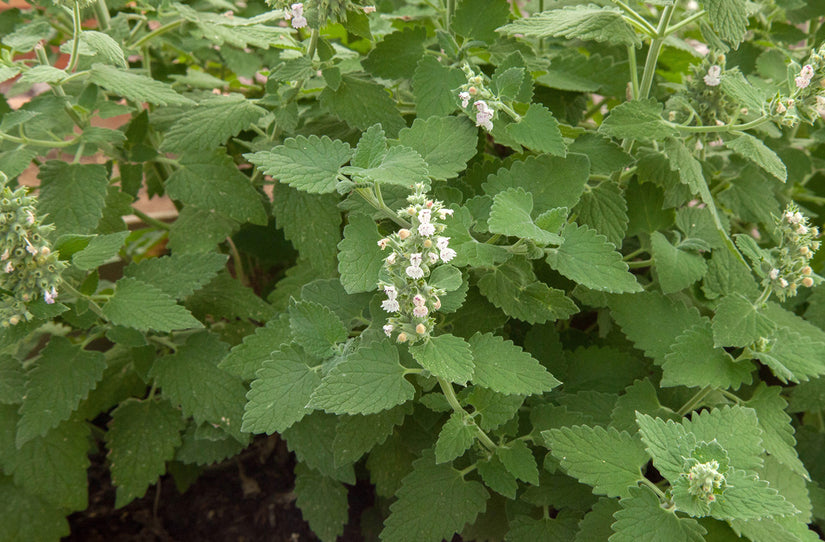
xmin=3 ymin=0 xmax=825 ymax=540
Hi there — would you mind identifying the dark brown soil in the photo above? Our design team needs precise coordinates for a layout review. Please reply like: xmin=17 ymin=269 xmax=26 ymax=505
xmin=65 ymin=436 xmax=371 ymax=542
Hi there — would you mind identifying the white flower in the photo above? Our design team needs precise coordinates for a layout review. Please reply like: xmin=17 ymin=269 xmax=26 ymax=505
xmin=25 ymin=210 xmax=35 ymax=225
xmin=413 ymin=294 xmax=426 ymax=307
xmin=363 ymin=5 xmax=376 ymax=13
xmin=386 ymin=252 xmax=397 ymax=265
xmin=474 ymin=100 xmax=494 ymax=131
xmin=428 ymin=252 xmax=439 ymax=264
xmin=418 ymin=209 xmax=432 ymax=224
xmin=409 ymin=253 xmax=422 ymax=267
xmin=406 ymin=265 xmax=425 ymax=279
xmin=780 ymin=278 xmax=789 ymax=288
xmin=289 ymin=3 xmax=307 ymax=28
xmin=436 ymin=237 xmax=450 ymax=250
xmin=25 ymin=239 xmax=37 ymax=255
xmin=378 ymin=238 xmax=389 ymax=249
xmin=413 ymin=305 xmax=429 ymax=318
xmin=440 ymin=247 xmax=457 ymax=262
xmin=384 ymin=285 xmax=397 ymax=300
xmin=383 ymin=324 xmax=393 ymax=336
xmin=795 ymin=76 xmax=811 ymax=89
xmin=418 ymin=222 xmax=435 ymax=237
xmin=794 ymin=212 xmax=804 ymax=224
xmin=437 ymin=208 xmax=454 ymax=219
xmin=801 ymin=64 xmax=815 ymax=79
xmin=816 ymin=96 xmax=825 ymax=114
xmin=459 ymin=91 xmax=470 ymax=108
xmin=704 ymin=65 xmax=721 ymax=86
xmin=382 ymin=299 xmax=400 ymax=312
xmin=769 ymin=268 xmax=780 ymax=280
xmin=44 ymin=287 xmax=57 ymax=304
xmin=0 ymin=249 xmax=8 ymax=261
xmin=3 ymin=262 xmax=12 ymax=273
xmin=797 ymin=224 xmax=809 ymax=235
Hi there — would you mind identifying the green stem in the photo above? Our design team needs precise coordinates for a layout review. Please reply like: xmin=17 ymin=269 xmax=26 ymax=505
xmin=622 ymin=247 xmax=647 ymax=261
xmin=754 ymin=285 xmax=772 ymax=306
xmin=664 ymin=9 xmax=707 ymax=36
xmin=670 ymin=115 xmax=772 ymax=134
xmin=627 ymin=258 xmax=653 ymax=269
xmin=613 ymin=0 xmax=657 ymax=36
xmin=355 ymin=185 xmax=411 ymax=228
xmin=131 ymin=207 xmax=170 ymax=230
xmin=719 ymin=389 xmax=743 ymax=405
xmin=627 ymin=44 xmax=639 ymax=100
xmin=438 ymin=377 xmax=497 ymax=453
xmin=94 ymin=0 xmax=111 ymax=31
xmin=306 ymin=28 xmax=319 ymax=60
xmin=34 ymin=43 xmax=85 ymax=128
xmin=68 ymin=0 xmax=83 ymax=73
xmin=61 ymin=281 xmax=108 ymax=321
xmin=446 ymin=0 xmax=455 ymax=31
xmin=148 ymin=335 xmax=178 ymax=352
xmin=0 ymin=131 xmax=79 ymax=148
xmin=130 ymin=18 xmax=186 ymax=49
xmin=638 ymin=4 xmax=676 ymax=99
xmin=225 ymin=236 xmax=248 ymax=287
xmin=677 ymin=385 xmax=713 ymax=417
xmin=639 ymin=477 xmax=669 ymax=503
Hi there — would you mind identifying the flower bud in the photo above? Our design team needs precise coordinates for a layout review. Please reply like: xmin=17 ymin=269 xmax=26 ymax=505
xmin=803 ymin=276 xmax=814 ymax=287
xmin=415 ymin=323 xmax=427 ymax=334
xmin=802 ymin=266 xmax=812 ymax=275
xmin=398 ymin=229 xmax=411 ymax=240
xmin=397 ymin=332 xmax=408 ymax=343
xmin=423 ymin=239 xmax=432 ymax=248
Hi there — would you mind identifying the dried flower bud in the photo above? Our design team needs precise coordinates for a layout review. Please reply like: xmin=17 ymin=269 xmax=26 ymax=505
xmin=398 ymin=229 xmax=411 ymax=240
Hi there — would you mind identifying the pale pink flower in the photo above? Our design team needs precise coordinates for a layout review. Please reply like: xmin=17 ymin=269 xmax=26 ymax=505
xmin=418 ymin=222 xmax=435 ymax=237
xmin=406 ymin=265 xmax=424 ymax=279
xmin=704 ymin=65 xmax=721 ymax=86
xmin=0 ymin=249 xmax=8 ymax=261
xmin=413 ymin=294 xmax=426 ymax=307
xmin=384 ymin=285 xmax=397 ymax=300
xmin=409 ymin=253 xmax=422 ymax=267
xmin=43 ymin=287 xmax=57 ymax=304
xmin=459 ymin=91 xmax=470 ymax=108
xmin=413 ymin=305 xmax=429 ymax=318
xmin=363 ymin=5 xmax=376 ymax=13
xmin=438 ymin=208 xmax=454 ymax=219
xmin=383 ymin=324 xmax=393 ymax=336
xmin=289 ymin=3 xmax=307 ymax=28
xmin=769 ymin=268 xmax=780 ymax=280
xmin=474 ymin=100 xmax=494 ymax=131
xmin=440 ymin=247 xmax=457 ymax=262
xmin=378 ymin=238 xmax=389 ymax=249
xmin=418 ymin=209 xmax=432 ymax=224
xmin=428 ymin=252 xmax=439 ymax=264
xmin=381 ymin=299 xmax=400 ymax=312
xmin=25 ymin=239 xmax=37 ymax=255
xmin=795 ymin=76 xmax=811 ymax=89
xmin=25 ymin=210 xmax=35 ymax=225
xmin=3 ymin=262 xmax=12 ymax=273
xmin=386 ymin=253 xmax=397 ymax=265
xmin=436 ymin=237 xmax=450 ymax=250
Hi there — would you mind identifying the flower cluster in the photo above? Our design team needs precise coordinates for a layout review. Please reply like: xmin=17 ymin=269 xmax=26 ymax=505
xmin=283 ymin=3 xmax=307 ymax=28
xmin=377 ymin=183 xmax=456 ymax=344
xmin=703 ymin=65 xmax=722 ymax=87
xmin=457 ymin=65 xmax=496 ymax=132
xmin=763 ymin=204 xmax=821 ymax=300
xmin=685 ymin=460 xmax=726 ymax=502
xmin=0 ymin=173 xmax=65 ymax=326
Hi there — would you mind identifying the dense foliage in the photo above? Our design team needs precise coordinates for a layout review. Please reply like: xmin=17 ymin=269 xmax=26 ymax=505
xmin=2 ymin=0 xmax=825 ymax=540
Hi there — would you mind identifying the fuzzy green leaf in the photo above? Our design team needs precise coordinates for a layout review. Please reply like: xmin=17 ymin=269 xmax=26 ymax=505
xmin=380 ymin=451 xmax=489 ymax=542
xmin=333 ymin=406 xmax=408 ymax=466
xmin=397 ymin=116 xmax=478 ymax=180
xmin=363 ymin=27 xmax=426 ymax=79
xmin=309 ymin=342 xmax=414 ymax=415
xmin=435 ymin=412 xmax=477 ymax=464
xmin=219 ymin=314 xmax=292 ymax=380
xmin=294 ymin=463 xmax=349 ymax=542
xmin=242 ymin=343 xmax=321 ymax=434
xmin=572 ymin=181 xmax=628 ymax=248
xmin=320 ymin=76 xmax=406 ymax=137
xmin=37 ymin=161 xmax=108 ymax=235
xmin=409 ymin=333 xmax=475 ymax=385
xmin=412 ymin=56 xmax=465 ymax=119
xmin=484 ymin=154 xmax=590 ymax=212
xmin=0 ymin=477 xmax=70 ymax=542
xmin=745 ymin=384 xmax=809 ymax=479
xmin=635 ymin=413 xmax=697 ymax=482
xmin=344 ymin=145 xmax=429 ymax=187
xmin=725 ymin=132 xmax=787 ymax=181
xmin=452 ymin=0 xmax=510 ymax=43
xmin=755 ymin=327 xmax=825 ymax=383
xmin=288 ymin=300 xmax=347 ymax=359
xmin=546 ymin=223 xmax=642 ymax=293
xmin=488 ymin=188 xmax=562 ymax=245
xmin=90 ymin=63 xmax=194 ymax=106
xmin=701 ymin=0 xmax=748 ymax=47
xmin=599 ymin=99 xmax=678 ymax=142
xmin=161 ymin=94 xmax=266 ymax=153
xmin=496 ymin=440 xmax=539 ymax=485
xmin=507 ymin=104 xmax=566 ymax=157
xmin=106 ymin=398 xmax=185 ymax=508
xmin=543 ymin=425 xmax=647 ymax=498
xmin=712 ymin=293 xmax=774 ymax=348
xmin=712 ymin=468 xmax=798 ymax=520
xmin=682 ymin=406 xmax=764 ymax=471
xmin=16 ymin=336 xmax=105 ymax=446
xmin=246 ymin=135 xmax=353 ymax=194
xmin=337 ymin=213 xmax=385 ymax=293
xmin=103 ymin=277 xmax=203 ymax=332
xmin=282 ymin=412 xmax=356 ymax=484
xmin=498 ymin=5 xmax=641 ymax=46
xmin=123 ymin=252 xmax=228 ymax=299
xmin=71 ymin=231 xmax=129 ymax=270
xmin=610 ymin=486 xmax=707 ymax=541
xmin=651 ymin=232 xmax=708 ymax=294
xmin=468 ymin=332 xmax=560 ymax=395
xmin=477 ymin=455 xmax=518 ymax=499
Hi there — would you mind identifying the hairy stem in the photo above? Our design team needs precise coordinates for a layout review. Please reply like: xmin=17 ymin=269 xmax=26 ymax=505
xmin=438 ymin=377 xmax=497 ymax=452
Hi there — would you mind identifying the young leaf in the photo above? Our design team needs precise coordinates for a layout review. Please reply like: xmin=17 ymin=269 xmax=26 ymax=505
xmin=497 ymin=5 xmax=641 ymax=47
xmin=362 ymin=27 xmax=427 ymax=79
xmin=712 ymin=293 xmax=774 ymax=348
xmin=246 ymin=135 xmax=353 ymax=194
xmin=572 ymin=181 xmax=629 ymax=248
xmin=288 ymin=300 xmax=348 ymax=359
xmin=650 ymin=232 xmax=708 ymax=294
xmin=435 ymin=412 xmax=477 ymax=464
xmin=488 ymin=188 xmax=562 ymax=245
xmin=380 ymin=451 xmax=489 ymax=542
xmin=546 ymin=223 xmax=642 ymax=293
xmin=412 ymin=56 xmax=465 ymax=119
xmin=468 ymin=332 xmax=560 ymax=396
xmin=242 ymin=343 xmax=321 ymax=434
xmin=161 ymin=94 xmax=266 ymax=153
xmin=293 ymin=463 xmax=349 ymax=542
xmin=308 ymin=342 xmax=415 ymax=415
xmin=506 ymin=104 xmax=566 ymax=157
xmin=337 ymin=214 xmax=384 ymax=294
xmin=71 ymin=231 xmax=130 ymax=270
xmin=37 ymin=161 xmax=108 ymax=235
xmin=755 ymin=327 xmax=825 ymax=383
xmin=16 ymin=336 xmax=105 ymax=446
xmin=451 ymin=0 xmax=510 ymax=43
xmin=635 ymin=413 xmax=697 ymax=482
xmin=496 ymin=440 xmax=539 ymax=485
xmin=106 ymin=398 xmax=185 ymax=508
xmin=725 ymin=132 xmax=787 ymax=182
xmin=662 ymin=323 xmax=755 ymax=390
xmin=219 ymin=315 xmax=291 ymax=380
xmin=89 ymin=63 xmax=194 ymax=106
xmin=711 ymin=468 xmax=798 ymax=520
xmin=543 ymin=425 xmax=647 ymax=498
xmin=320 ymin=75 xmax=406 ymax=137
xmin=682 ymin=406 xmax=764 ymax=471
xmin=123 ymin=252 xmax=228 ymax=299
xmin=397 ymin=116 xmax=478 ymax=180
xmin=610 ymin=486 xmax=707 ymax=542
xmin=477 ymin=455 xmax=518 ymax=499
xmin=344 ymin=145 xmax=429 ymax=187
xmin=599 ymin=99 xmax=678 ymax=143
xmin=409 ymin=333 xmax=475 ymax=385
xmin=569 ymin=133 xmax=634 ymax=176
xmin=102 ymin=277 xmax=204 ymax=332
xmin=484 ymin=154 xmax=590 ymax=212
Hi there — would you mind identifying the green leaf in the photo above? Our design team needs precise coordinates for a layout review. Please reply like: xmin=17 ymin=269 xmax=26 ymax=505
xmin=488 ymin=188 xmax=562 ymax=245
xmin=309 ymin=342 xmax=414 ymax=415
xmin=78 ymin=30 xmax=127 ymax=67
xmin=282 ymin=412 xmax=356 ymax=483
xmin=175 ymin=424 xmax=246 ymax=466
xmin=185 ymin=270 xmax=277 ymax=322
xmin=435 ymin=412 xmax=477 ymax=463
xmin=429 ymin=265 xmax=463 ymax=291
xmin=166 ymin=151 xmax=267 ymax=225
xmin=0 ymin=356 xmax=24 ymax=405
xmin=246 ymin=135 xmax=353 ymax=194
xmin=712 ymin=293 xmax=774 ymax=348
xmin=271 ymin=182 xmax=341 ymax=274
xmin=363 ymin=27 xmax=427 ymax=79
xmin=478 ymin=258 xmax=579 ymax=323
xmin=288 ymin=300 xmax=347 ymax=359
xmin=496 ymin=440 xmax=539 ymax=485
xmin=409 ymin=333 xmax=475 ymax=385
xmin=0 ymin=477 xmax=70 ymax=542
xmin=71 ymin=231 xmax=129 ymax=270
xmin=712 ymin=468 xmax=797 ymax=520
xmin=635 ymin=413 xmax=697 ymax=482
xmin=682 ymin=406 xmax=764 ymax=471
xmin=725 ymin=132 xmax=787 ymax=182
xmin=103 ymin=277 xmax=203 ymax=332
xmin=219 ymin=314 xmax=292 ymax=380
xmin=344 ymin=145 xmax=429 ymax=187
xmin=572 ymin=181 xmax=628 ymax=248
xmin=338 ymin=214 xmax=386 ymax=294
xmin=498 ymin=5 xmax=641 ymax=47
xmin=352 ymin=123 xmax=388 ymax=169
xmin=507 ymin=514 xmax=579 ymax=542
xmin=610 ymin=486 xmax=707 ymax=542
xmin=367 ymin=437 xmax=417 ymax=499
xmin=123 ymin=252 xmax=228 ymax=299
xmin=664 ymin=138 xmax=707 ymax=196
xmin=745 ymin=384 xmax=809 ymax=480
xmin=546 ymin=223 xmax=642 ymax=293
xmin=320 ymin=75 xmax=406 ymax=137
xmin=468 ymin=332 xmax=560 ymax=395
xmin=19 ymin=65 xmax=67 ymax=84
xmin=507 ymin=104 xmax=566 ymax=156
xmin=576 ymin=498 xmax=622 ymax=542
xmin=149 ymin=332 xmax=246 ymax=441
xmin=2 ymin=20 xmax=55 ymax=52
xmin=543 ymin=425 xmax=647 ymax=498
xmin=477 ymin=455 xmax=518 ymax=498
xmin=662 ymin=322 xmax=755 ymax=390
xmin=161 ymin=94 xmax=266 ymax=153
xmin=37 ymin=161 xmax=108 ymax=234
xmin=452 ymin=0 xmax=510 ymax=43
xmin=242 ymin=343 xmax=321 ymax=434
xmin=569 ymin=133 xmax=634 ymax=177
xmin=701 ymin=0 xmax=748 ymax=47
xmin=720 ymin=71 xmax=767 ymax=114
xmin=397 ymin=116 xmax=478 ymax=180
xmin=651 ymin=232 xmax=708 ymax=294
xmin=484 ymin=154 xmax=590 ymax=212
xmin=333 ymin=406 xmax=408 ymax=466
xmin=609 ymin=291 xmax=705 ymax=365
xmin=755 ymin=327 xmax=825 ymax=383
xmin=16 ymin=336 xmax=105 ymax=446
xmin=294 ymin=463 xmax=349 ymax=542
xmin=599 ymin=99 xmax=678 ymax=143
xmin=7 ymin=420 xmax=91 ymax=511
xmin=412 ymin=56 xmax=466 ymax=119
xmin=380 ymin=451 xmax=489 ymax=542
xmin=106 ymin=398 xmax=185 ymax=508
xmin=467 ymin=387 xmax=524 ymax=431
xmin=167 ymin=205 xmax=239 ymax=254
xmin=625 ymin=178 xmax=674 ymax=236
xmin=89 ymin=63 xmax=194 ymax=106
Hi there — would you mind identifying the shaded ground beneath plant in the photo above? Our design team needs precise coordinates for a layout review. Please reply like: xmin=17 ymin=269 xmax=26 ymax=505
xmin=66 ymin=435 xmax=373 ymax=542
